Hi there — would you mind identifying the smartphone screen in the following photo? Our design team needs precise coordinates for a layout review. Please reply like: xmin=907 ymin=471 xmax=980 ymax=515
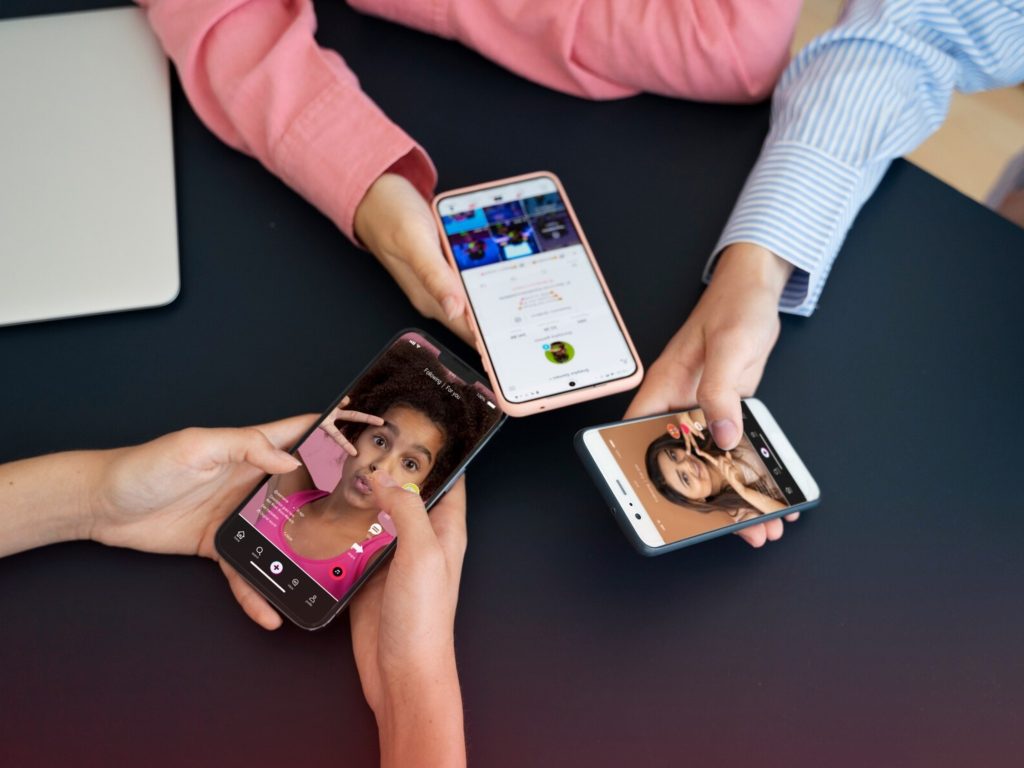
xmin=216 ymin=331 xmax=504 ymax=629
xmin=436 ymin=174 xmax=637 ymax=404
xmin=591 ymin=402 xmax=810 ymax=547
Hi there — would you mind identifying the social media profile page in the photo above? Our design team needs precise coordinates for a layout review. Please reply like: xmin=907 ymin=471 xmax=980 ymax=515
xmin=439 ymin=177 xmax=636 ymax=403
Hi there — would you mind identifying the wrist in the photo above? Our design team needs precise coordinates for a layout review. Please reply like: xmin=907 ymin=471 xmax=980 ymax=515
xmin=55 ymin=450 xmax=110 ymax=543
xmin=79 ymin=447 xmax=129 ymax=545
xmin=376 ymin=647 xmax=460 ymax=719
xmin=375 ymin=653 xmax=465 ymax=768
xmin=352 ymin=171 xmax=410 ymax=251
xmin=712 ymin=242 xmax=793 ymax=297
xmin=353 ymin=175 xmax=383 ymax=251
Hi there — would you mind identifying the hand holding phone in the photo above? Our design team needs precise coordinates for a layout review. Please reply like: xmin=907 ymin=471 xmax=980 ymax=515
xmin=87 ymin=415 xmax=314 ymax=630
xmin=434 ymin=172 xmax=643 ymax=416
xmin=216 ymin=330 xmax=506 ymax=629
xmin=354 ymin=172 xmax=474 ymax=343
xmin=625 ymin=242 xmax=792 ymax=449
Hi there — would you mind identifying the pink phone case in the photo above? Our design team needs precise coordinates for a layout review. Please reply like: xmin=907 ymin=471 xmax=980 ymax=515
xmin=432 ymin=171 xmax=644 ymax=417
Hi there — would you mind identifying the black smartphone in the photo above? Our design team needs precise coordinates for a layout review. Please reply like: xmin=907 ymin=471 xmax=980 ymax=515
xmin=215 ymin=329 xmax=506 ymax=629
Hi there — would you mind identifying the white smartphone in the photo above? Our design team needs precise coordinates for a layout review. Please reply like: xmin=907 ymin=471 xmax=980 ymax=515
xmin=575 ymin=399 xmax=820 ymax=555
xmin=433 ymin=172 xmax=643 ymax=417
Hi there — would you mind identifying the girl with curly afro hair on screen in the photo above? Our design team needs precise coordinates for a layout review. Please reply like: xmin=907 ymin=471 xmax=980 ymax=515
xmin=252 ymin=339 xmax=494 ymax=598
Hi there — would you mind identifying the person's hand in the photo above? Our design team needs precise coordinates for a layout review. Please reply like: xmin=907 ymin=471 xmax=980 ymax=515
xmin=673 ymin=412 xmax=706 ymax=455
xmin=354 ymin=172 xmax=473 ymax=344
xmin=626 ymin=242 xmax=799 ymax=547
xmin=88 ymin=415 xmax=316 ymax=629
xmin=688 ymin=443 xmax=747 ymax=497
xmin=677 ymin=411 xmax=706 ymax=439
xmin=349 ymin=471 xmax=467 ymax=768
xmin=690 ymin=440 xmax=725 ymax=472
xmin=703 ymin=450 xmax=746 ymax=493
xmin=319 ymin=395 xmax=385 ymax=456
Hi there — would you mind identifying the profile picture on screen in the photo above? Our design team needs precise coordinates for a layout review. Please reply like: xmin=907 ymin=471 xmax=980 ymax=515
xmin=544 ymin=340 xmax=574 ymax=364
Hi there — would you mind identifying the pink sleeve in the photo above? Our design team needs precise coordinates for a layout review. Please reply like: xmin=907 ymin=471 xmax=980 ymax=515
xmin=349 ymin=0 xmax=800 ymax=103
xmin=137 ymin=0 xmax=436 ymax=242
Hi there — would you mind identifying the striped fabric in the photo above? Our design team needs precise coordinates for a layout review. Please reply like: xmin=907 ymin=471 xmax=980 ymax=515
xmin=708 ymin=0 xmax=1024 ymax=316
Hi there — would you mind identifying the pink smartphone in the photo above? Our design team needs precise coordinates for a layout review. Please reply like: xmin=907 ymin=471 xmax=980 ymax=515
xmin=433 ymin=172 xmax=643 ymax=417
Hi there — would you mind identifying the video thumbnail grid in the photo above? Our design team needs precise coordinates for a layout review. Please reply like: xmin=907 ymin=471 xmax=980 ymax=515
xmin=442 ymin=192 xmax=581 ymax=270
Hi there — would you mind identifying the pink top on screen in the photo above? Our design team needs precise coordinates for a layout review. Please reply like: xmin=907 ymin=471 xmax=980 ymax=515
xmin=253 ymin=487 xmax=396 ymax=599
xmin=136 ymin=0 xmax=800 ymax=240
xmin=238 ymin=436 xmax=395 ymax=599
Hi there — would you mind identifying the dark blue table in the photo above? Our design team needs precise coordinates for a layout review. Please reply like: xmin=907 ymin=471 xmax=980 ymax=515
xmin=2 ymin=2 xmax=1022 ymax=766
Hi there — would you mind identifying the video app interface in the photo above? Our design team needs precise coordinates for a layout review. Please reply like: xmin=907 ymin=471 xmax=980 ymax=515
xmin=220 ymin=333 xmax=502 ymax=623
xmin=599 ymin=403 xmax=807 ymax=544
xmin=439 ymin=176 xmax=636 ymax=403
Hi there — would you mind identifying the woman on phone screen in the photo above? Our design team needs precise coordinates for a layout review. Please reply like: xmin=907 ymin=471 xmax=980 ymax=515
xmin=645 ymin=412 xmax=786 ymax=522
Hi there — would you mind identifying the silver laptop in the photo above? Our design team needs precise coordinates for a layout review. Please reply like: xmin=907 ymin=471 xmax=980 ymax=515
xmin=0 ymin=7 xmax=179 ymax=326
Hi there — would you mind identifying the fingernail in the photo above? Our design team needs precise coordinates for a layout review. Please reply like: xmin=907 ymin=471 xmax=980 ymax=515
xmin=373 ymin=470 xmax=397 ymax=487
xmin=278 ymin=451 xmax=302 ymax=468
xmin=680 ymin=423 xmax=690 ymax=435
xmin=378 ymin=511 xmax=397 ymax=536
xmin=442 ymin=296 xmax=459 ymax=320
xmin=710 ymin=419 xmax=738 ymax=448
xmin=401 ymin=482 xmax=420 ymax=495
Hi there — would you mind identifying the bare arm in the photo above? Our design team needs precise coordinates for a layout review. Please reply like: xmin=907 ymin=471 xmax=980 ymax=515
xmin=0 ymin=451 xmax=100 ymax=559
xmin=352 ymin=474 xmax=469 ymax=768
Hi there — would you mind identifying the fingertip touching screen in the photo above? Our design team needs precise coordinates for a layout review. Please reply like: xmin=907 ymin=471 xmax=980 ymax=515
xmin=599 ymin=403 xmax=807 ymax=545
xmin=218 ymin=332 xmax=503 ymax=627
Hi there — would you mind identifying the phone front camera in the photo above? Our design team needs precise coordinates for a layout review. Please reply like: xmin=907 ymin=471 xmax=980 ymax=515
xmin=569 ymin=381 xmax=576 ymax=387
xmin=634 ymin=513 xmax=641 ymax=520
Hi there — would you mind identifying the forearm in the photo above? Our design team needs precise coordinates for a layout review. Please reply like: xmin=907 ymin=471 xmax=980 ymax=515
xmin=0 ymin=451 xmax=107 ymax=558
xmin=137 ymin=0 xmax=436 ymax=241
xmin=713 ymin=0 xmax=1024 ymax=316
xmin=350 ymin=0 xmax=800 ymax=102
xmin=377 ymin=653 xmax=466 ymax=768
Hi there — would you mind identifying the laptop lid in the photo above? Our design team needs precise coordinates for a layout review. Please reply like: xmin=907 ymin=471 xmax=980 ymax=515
xmin=0 ymin=6 xmax=179 ymax=326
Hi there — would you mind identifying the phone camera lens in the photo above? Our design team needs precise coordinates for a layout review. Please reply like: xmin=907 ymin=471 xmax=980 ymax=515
xmin=634 ymin=513 xmax=641 ymax=520
xmin=569 ymin=381 xmax=576 ymax=387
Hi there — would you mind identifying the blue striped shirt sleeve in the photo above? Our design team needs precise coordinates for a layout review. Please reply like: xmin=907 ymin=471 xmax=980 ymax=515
xmin=708 ymin=0 xmax=1024 ymax=316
